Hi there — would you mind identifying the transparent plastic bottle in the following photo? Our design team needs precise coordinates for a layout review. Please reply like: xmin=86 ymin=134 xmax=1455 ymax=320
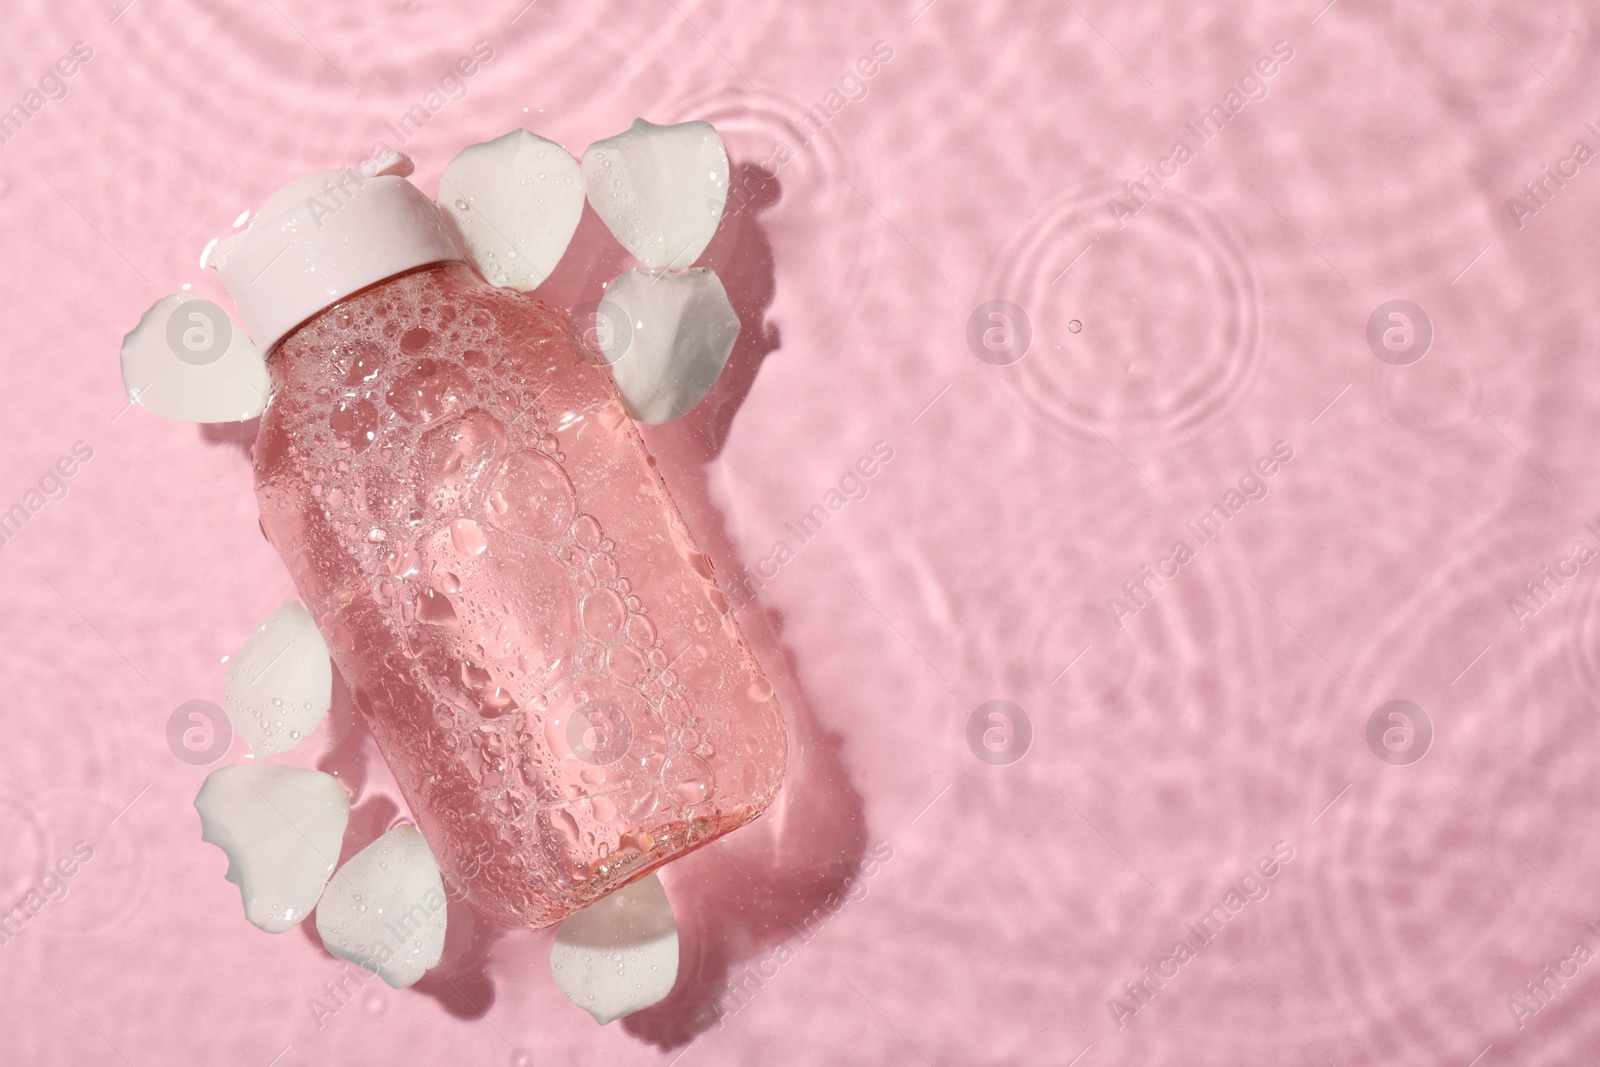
xmin=219 ymin=169 xmax=786 ymax=929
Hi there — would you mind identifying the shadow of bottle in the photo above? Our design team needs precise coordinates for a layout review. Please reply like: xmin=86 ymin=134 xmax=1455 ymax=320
xmin=617 ymin=163 xmax=870 ymax=1049
xmin=620 ymin=639 xmax=869 ymax=1047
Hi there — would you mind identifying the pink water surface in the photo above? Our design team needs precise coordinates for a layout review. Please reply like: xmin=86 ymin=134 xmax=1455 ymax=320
xmin=4 ymin=0 xmax=1600 ymax=1064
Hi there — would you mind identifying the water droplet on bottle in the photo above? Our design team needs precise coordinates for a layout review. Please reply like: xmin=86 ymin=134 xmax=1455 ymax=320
xmin=554 ymin=808 xmax=581 ymax=847
xmin=451 ymin=517 xmax=489 ymax=556
xmin=388 ymin=546 xmax=422 ymax=577
xmin=329 ymin=398 xmax=379 ymax=454
xmin=417 ymin=586 xmax=458 ymax=624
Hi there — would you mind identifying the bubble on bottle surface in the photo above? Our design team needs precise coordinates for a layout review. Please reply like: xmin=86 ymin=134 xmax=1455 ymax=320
xmin=399 ymin=327 xmax=435 ymax=356
xmin=413 ymin=409 xmax=508 ymax=513
xmin=627 ymin=614 xmax=657 ymax=647
xmin=486 ymin=450 xmax=577 ymax=543
xmin=608 ymin=644 xmax=649 ymax=686
xmin=581 ymin=588 xmax=626 ymax=642
xmin=662 ymin=754 xmax=715 ymax=806
xmin=387 ymin=359 xmax=471 ymax=424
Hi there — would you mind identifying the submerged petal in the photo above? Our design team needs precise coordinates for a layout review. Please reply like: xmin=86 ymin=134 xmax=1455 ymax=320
xmin=315 ymin=826 xmax=448 ymax=989
xmin=550 ymin=873 xmax=679 ymax=1023
xmin=596 ymin=267 xmax=740 ymax=424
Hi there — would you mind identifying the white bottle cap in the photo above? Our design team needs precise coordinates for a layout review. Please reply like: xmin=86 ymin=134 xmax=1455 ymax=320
xmin=210 ymin=157 xmax=459 ymax=352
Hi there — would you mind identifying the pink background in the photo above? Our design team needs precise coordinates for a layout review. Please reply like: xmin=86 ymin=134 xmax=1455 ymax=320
xmin=4 ymin=0 xmax=1600 ymax=1063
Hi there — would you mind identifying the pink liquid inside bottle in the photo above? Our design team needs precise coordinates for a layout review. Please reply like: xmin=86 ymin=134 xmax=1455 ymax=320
xmin=217 ymin=167 xmax=786 ymax=929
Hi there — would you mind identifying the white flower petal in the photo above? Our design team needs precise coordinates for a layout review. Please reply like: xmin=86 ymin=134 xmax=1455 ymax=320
xmin=360 ymin=151 xmax=414 ymax=179
xmin=439 ymin=130 xmax=584 ymax=291
xmin=315 ymin=826 xmax=448 ymax=989
xmin=195 ymin=764 xmax=349 ymax=934
xmin=596 ymin=268 xmax=740 ymax=424
xmin=224 ymin=601 xmax=333 ymax=758
xmin=582 ymin=119 xmax=729 ymax=270
xmin=120 ymin=293 xmax=269 ymax=423
xmin=550 ymin=873 xmax=679 ymax=1024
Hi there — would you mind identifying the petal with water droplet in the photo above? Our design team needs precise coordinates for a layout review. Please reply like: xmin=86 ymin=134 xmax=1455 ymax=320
xmin=224 ymin=601 xmax=333 ymax=758
xmin=550 ymin=872 xmax=678 ymax=1023
xmin=120 ymin=293 xmax=269 ymax=422
xmin=582 ymin=119 xmax=729 ymax=270
xmin=316 ymin=826 xmax=447 ymax=989
xmin=597 ymin=268 xmax=740 ymax=424
xmin=439 ymin=130 xmax=584 ymax=291
xmin=195 ymin=764 xmax=349 ymax=933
